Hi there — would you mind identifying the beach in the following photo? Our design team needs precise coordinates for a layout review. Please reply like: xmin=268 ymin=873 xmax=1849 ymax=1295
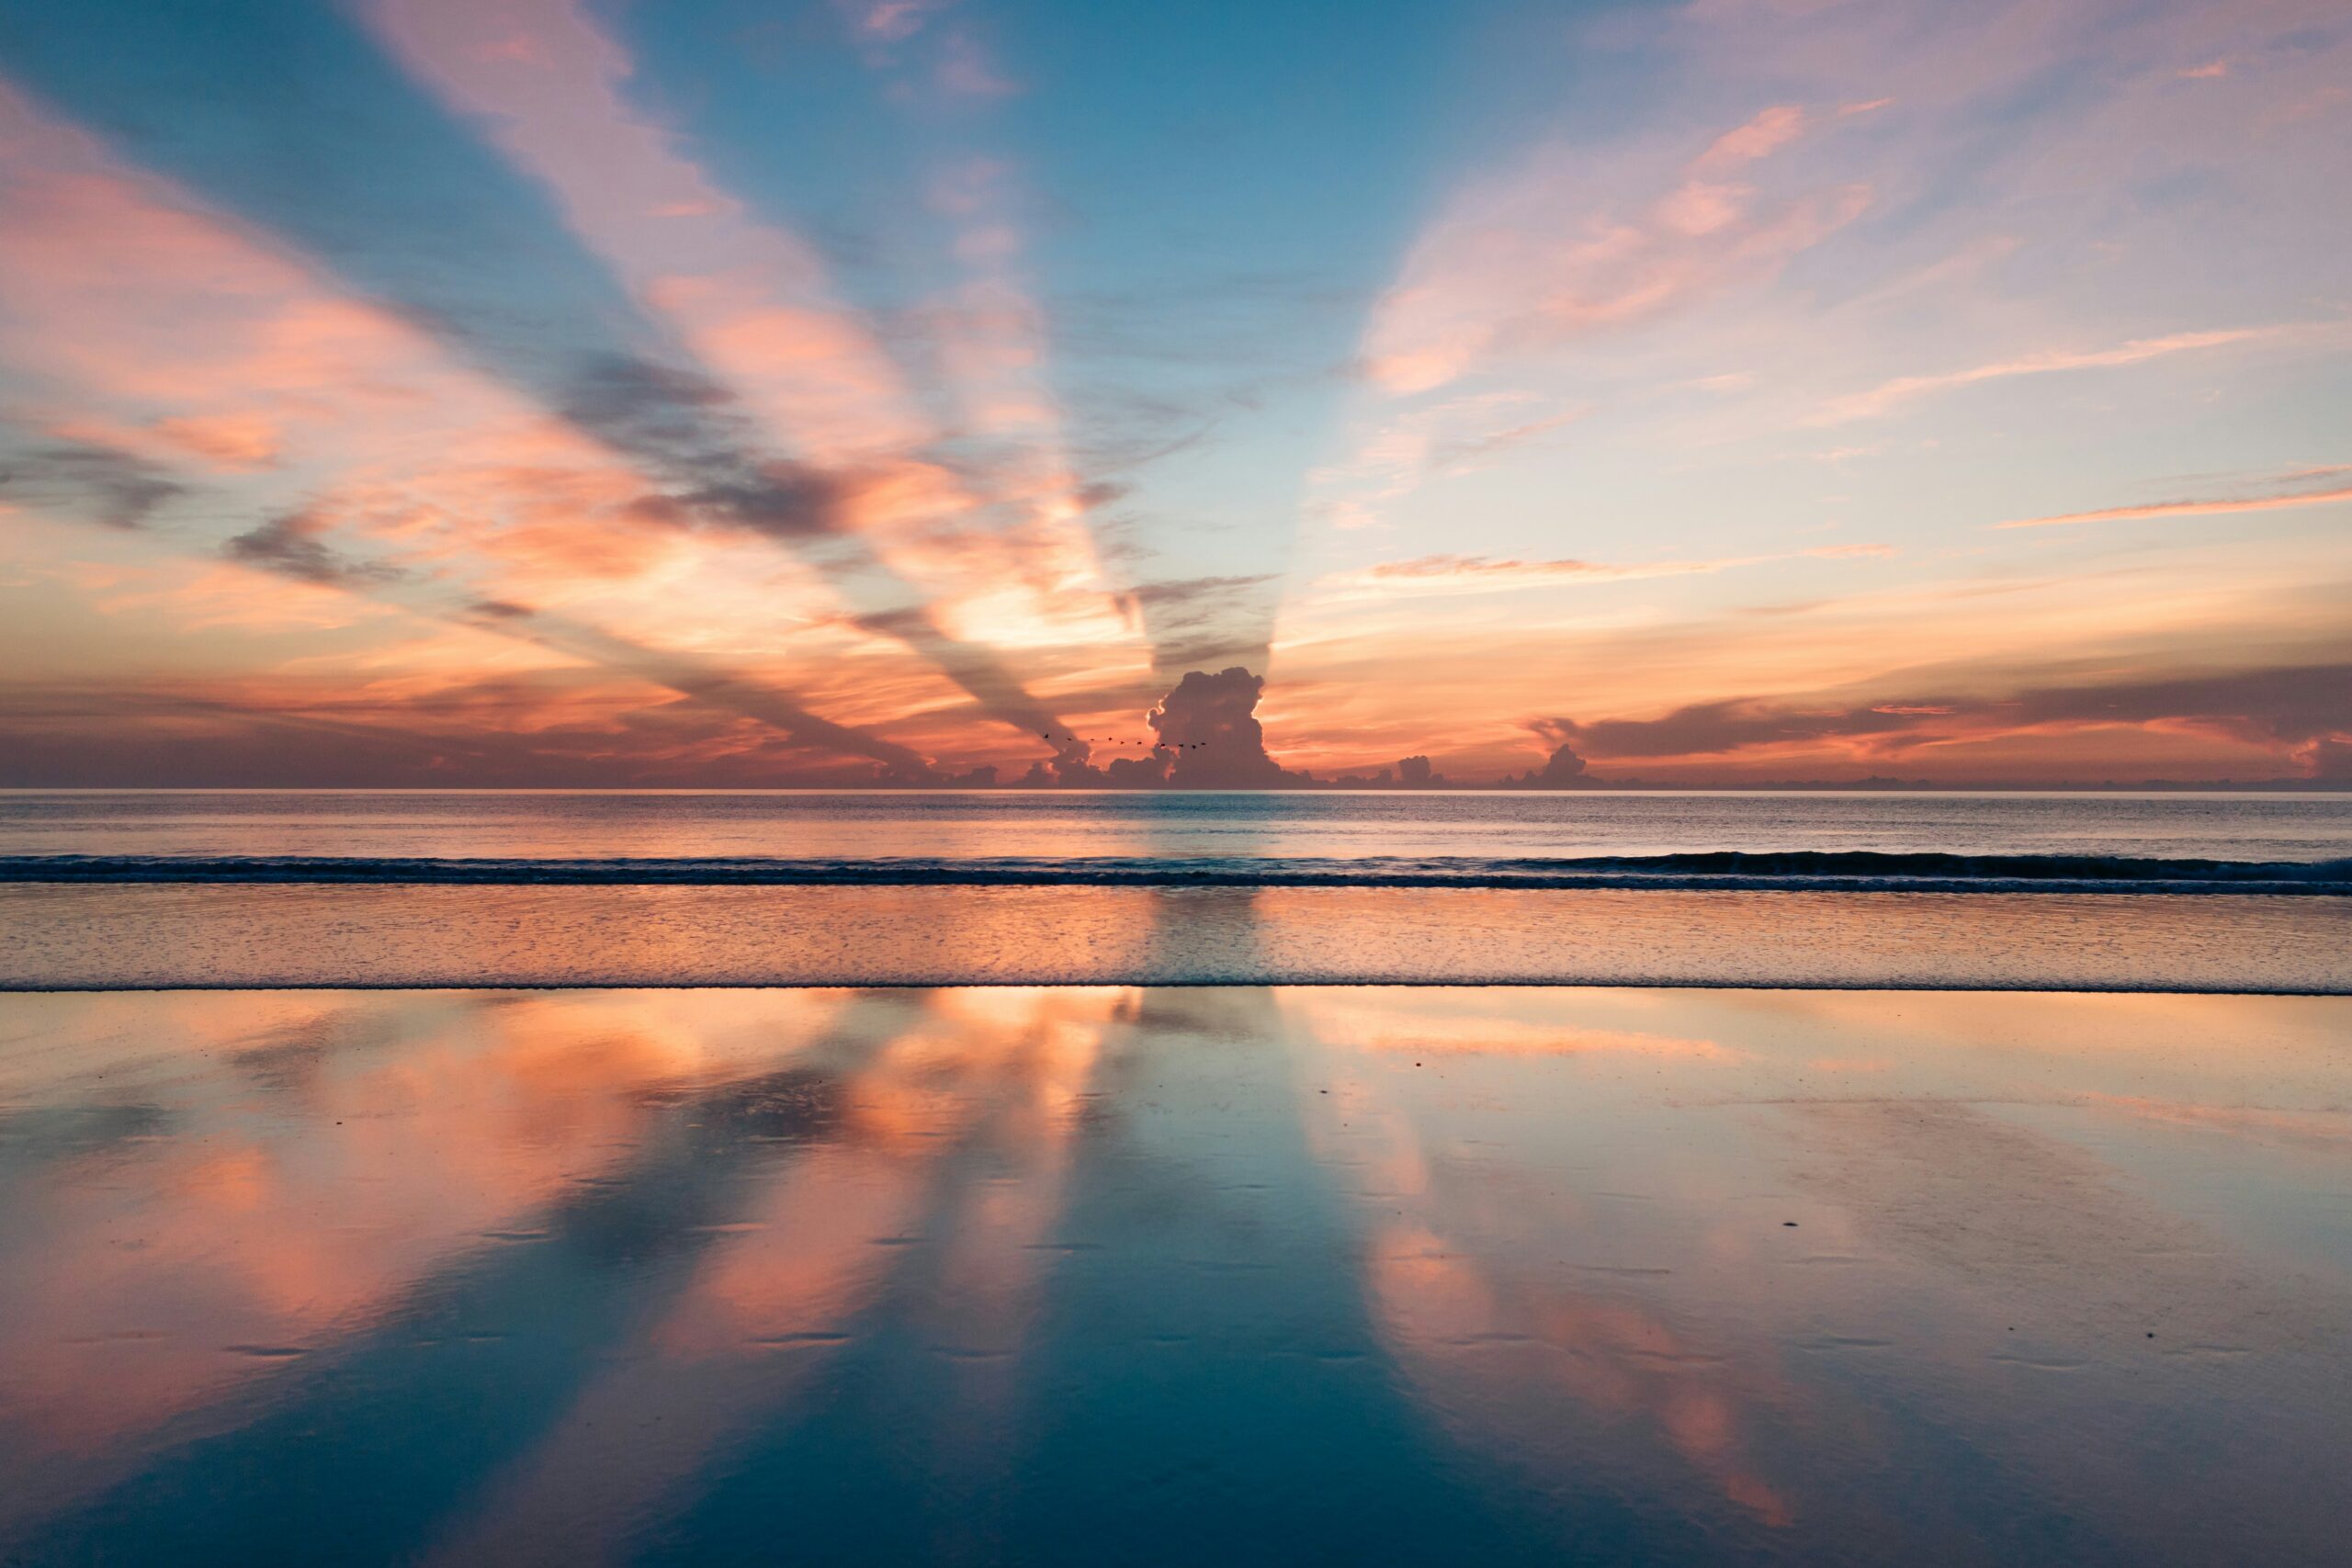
xmin=2 ymin=983 xmax=2347 ymax=1564
xmin=1 ymin=792 xmax=2348 ymax=1562
xmin=2 ymin=791 xmax=2344 ymax=992
xmin=6 ymin=0 xmax=2347 ymax=1555
xmin=5 ymin=884 xmax=2347 ymax=991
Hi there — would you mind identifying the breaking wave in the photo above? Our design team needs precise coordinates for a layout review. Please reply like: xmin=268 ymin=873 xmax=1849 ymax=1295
xmin=4 ymin=851 xmax=2347 ymax=895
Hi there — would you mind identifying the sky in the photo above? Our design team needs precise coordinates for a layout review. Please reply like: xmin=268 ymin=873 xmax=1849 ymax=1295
xmin=0 ymin=0 xmax=2346 ymax=788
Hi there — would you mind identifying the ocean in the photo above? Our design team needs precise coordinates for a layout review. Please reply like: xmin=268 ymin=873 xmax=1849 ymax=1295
xmin=1 ymin=789 xmax=2345 ymax=989
xmin=3 ymin=792 xmax=2349 ymax=1563
xmin=6 ymin=786 xmax=2349 ymax=873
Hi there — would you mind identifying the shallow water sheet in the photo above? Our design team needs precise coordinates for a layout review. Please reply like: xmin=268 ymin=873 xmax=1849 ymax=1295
xmin=1 ymin=985 xmax=2347 ymax=1565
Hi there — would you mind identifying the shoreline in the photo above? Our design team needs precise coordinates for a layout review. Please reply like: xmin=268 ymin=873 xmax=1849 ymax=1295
xmin=6 ymin=883 xmax=2343 ymax=992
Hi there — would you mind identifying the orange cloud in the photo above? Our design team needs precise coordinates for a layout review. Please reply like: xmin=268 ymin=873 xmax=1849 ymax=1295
xmin=153 ymin=413 xmax=284 ymax=470
xmin=369 ymin=0 xmax=1129 ymax=672
xmin=0 ymin=79 xmax=1044 ymax=771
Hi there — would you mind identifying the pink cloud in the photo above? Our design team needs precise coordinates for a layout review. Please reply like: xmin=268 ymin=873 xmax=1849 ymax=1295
xmin=1997 ymin=474 xmax=2352 ymax=529
xmin=1693 ymin=104 xmax=1808 ymax=171
xmin=368 ymin=0 xmax=1127 ymax=650
xmin=936 ymin=30 xmax=1021 ymax=98
xmin=1317 ymin=542 xmax=1893 ymax=600
xmin=837 ymin=0 xmax=956 ymax=46
xmin=153 ymin=413 xmax=284 ymax=470
xmin=1362 ymin=107 xmax=1869 ymax=394
xmin=1811 ymin=325 xmax=2299 ymax=423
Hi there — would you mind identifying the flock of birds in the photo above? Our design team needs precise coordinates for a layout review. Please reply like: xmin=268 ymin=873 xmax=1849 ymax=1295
xmin=1045 ymin=734 xmax=1216 ymax=750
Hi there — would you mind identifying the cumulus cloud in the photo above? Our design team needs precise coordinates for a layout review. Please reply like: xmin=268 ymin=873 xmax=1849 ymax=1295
xmin=1014 ymin=665 xmax=1308 ymax=787
xmin=1148 ymin=666 xmax=1300 ymax=786
xmin=1485 ymin=721 xmax=1600 ymax=789
xmin=1533 ymin=742 xmax=1590 ymax=785
xmin=2304 ymin=738 xmax=2352 ymax=782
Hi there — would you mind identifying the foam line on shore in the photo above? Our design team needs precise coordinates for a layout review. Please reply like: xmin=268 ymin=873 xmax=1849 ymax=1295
xmin=2 ymin=851 xmax=2346 ymax=894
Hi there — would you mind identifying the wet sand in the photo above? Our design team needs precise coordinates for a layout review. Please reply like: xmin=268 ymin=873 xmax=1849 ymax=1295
xmin=4 ymin=883 xmax=2346 ymax=990
xmin=2 ymin=986 xmax=2347 ymax=1563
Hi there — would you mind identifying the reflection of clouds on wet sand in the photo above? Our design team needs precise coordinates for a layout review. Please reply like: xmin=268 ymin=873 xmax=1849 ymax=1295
xmin=1769 ymin=1089 xmax=2352 ymax=1562
xmin=1281 ymin=987 xmax=1744 ymax=1062
xmin=1283 ymin=990 xmax=1799 ymax=1533
xmin=0 ymin=990 xmax=868 ymax=1529
xmin=1779 ymin=1098 xmax=2347 ymax=1350
xmin=424 ymin=987 xmax=1117 ymax=1565
xmin=0 ymin=992 xmax=827 ymax=1458
xmin=1 ymin=987 xmax=2350 ymax=1563
xmin=0 ymin=987 xmax=1104 ymax=1553
xmin=1283 ymin=986 xmax=2352 ymax=1562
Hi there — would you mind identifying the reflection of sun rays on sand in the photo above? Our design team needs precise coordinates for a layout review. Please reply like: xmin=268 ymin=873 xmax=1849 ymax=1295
xmin=420 ymin=987 xmax=1121 ymax=1564
xmin=1284 ymin=996 xmax=1797 ymax=1529
xmin=5 ymin=987 xmax=2352 ymax=1562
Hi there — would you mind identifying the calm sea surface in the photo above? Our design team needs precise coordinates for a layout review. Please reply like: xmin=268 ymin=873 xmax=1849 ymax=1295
xmin=5 ymin=787 xmax=2349 ymax=864
xmin=0 ymin=791 xmax=2345 ymax=989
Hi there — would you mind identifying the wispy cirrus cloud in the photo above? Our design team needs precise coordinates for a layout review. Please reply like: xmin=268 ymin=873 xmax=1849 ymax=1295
xmin=371 ymin=0 xmax=1131 ymax=671
xmin=1809 ymin=325 xmax=2312 ymax=424
xmin=836 ymin=0 xmax=957 ymax=49
xmin=1305 ymin=391 xmax=1589 ymax=533
xmin=1361 ymin=105 xmax=1871 ymax=396
xmin=1317 ymin=543 xmax=1893 ymax=601
xmin=1 ymin=0 xmax=2348 ymax=791
xmin=0 ymin=83 xmax=1014 ymax=777
xmin=2 ymin=0 xmax=1111 ymax=769
xmin=1996 ymin=468 xmax=2352 ymax=529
